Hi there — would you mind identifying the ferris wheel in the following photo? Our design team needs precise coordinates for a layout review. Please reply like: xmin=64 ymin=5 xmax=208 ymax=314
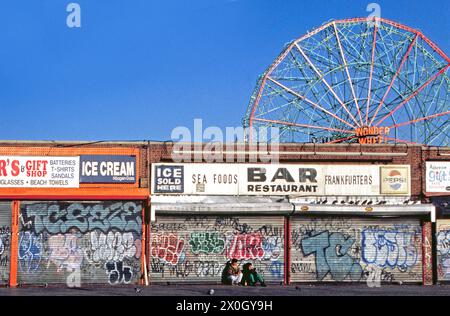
xmin=244 ymin=17 xmax=450 ymax=146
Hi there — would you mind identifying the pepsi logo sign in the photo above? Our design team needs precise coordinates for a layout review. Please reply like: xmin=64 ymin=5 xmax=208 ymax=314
xmin=380 ymin=166 xmax=409 ymax=195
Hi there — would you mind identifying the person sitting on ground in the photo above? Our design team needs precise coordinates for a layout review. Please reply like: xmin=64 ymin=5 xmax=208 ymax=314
xmin=241 ymin=262 xmax=267 ymax=287
xmin=221 ymin=259 xmax=243 ymax=285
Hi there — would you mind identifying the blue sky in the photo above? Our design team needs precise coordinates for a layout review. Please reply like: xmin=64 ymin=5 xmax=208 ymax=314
xmin=0 ymin=0 xmax=448 ymax=141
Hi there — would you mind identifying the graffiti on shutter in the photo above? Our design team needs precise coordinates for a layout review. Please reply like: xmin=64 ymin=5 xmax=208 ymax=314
xmin=437 ymin=220 xmax=450 ymax=282
xmin=150 ymin=216 xmax=284 ymax=283
xmin=18 ymin=201 xmax=142 ymax=285
xmin=290 ymin=217 xmax=423 ymax=283
xmin=0 ymin=203 xmax=12 ymax=285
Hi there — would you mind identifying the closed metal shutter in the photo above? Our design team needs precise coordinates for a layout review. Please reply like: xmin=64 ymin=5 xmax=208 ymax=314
xmin=18 ymin=201 xmax=143 ymax=286
xmin=150 ymin=215 xmax=285 ymax=284
xmin=0 ymin=202 xmax=12 ymax=286
xmin=437 ymin=220 xmax=450 ymax=282
xmin=290 ymin=217 xmax=423 ymax=283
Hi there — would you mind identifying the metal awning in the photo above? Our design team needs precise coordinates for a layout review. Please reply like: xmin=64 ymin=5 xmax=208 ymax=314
xmin=290 ymin=203 xmax=436 ymax=222
xmin=150 ymin=195 xmax=436 ymax=222
xmin=150 ymin=195 xmax=293 ymax=220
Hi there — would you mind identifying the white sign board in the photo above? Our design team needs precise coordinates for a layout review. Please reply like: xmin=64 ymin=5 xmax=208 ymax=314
xmin=152 ymin=163 xmax=410 ymax=196
xmin=426 ymin=162 xmax=450 ymax=193
xmin=0 ymin=156 xmax=80 ymax=188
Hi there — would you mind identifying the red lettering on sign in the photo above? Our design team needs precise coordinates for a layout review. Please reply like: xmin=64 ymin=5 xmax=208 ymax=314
xmin=0 ymin=160 xmax=7 ymax=176
xmin=11 ymin=160 xmax=20 ymax=177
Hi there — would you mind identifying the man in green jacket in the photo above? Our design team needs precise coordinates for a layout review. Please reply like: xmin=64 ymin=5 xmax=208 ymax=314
xmin=241 ymin=263 xmax=267 ymax=287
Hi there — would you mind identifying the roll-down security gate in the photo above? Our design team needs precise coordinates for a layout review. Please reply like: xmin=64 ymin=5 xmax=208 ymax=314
xmin=17 ymin=201 xmax=143 ymax=285
xmin=0 ymin=202 xmax=12 ymax=285
xmin=437 ymin=220 xmax=450 ymax=282
xmin=150 ymin=215 xmax=285 ymax=284
xmin=290 ymin=217 xmax=423 ymax=283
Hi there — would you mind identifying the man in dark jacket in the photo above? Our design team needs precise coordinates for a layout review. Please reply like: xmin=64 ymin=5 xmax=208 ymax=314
xmin=221 ymin=259 xmax=243 ymax=285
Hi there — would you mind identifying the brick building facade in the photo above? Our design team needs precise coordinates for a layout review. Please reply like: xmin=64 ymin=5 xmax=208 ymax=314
xmin=0 ymin=141 xmax=448 ymax=286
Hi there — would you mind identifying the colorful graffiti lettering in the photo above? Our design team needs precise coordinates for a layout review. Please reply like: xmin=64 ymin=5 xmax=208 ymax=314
xmin=292 ymin=219 xmax=422 ymax=283
xmin=150 ymin=217 xmax=285 ymax=283
xmin=22 ymin=202 xmax=142 ymax=234
xmin=17 ymin=201 xmax=143 ymax=286
xmin=361 ymin=229 xmax=418 ymax=270
xmin=226 ymin=233 xmax=265 ymax=260
xmin=151 ymin=233 xmax=186 ymax=265
xmin=301 ymin=231 xmax=363 ymax=282
xmin=189 ymin=232 xmax=225 ymax=255
xmin=18 ymin=232 xmax=43 ymax=273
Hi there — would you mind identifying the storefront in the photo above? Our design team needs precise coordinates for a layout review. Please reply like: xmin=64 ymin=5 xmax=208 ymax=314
xmin=150 ymin=163 xmax=435 ymax=285
xmin=425 ymin=161 xmax=450 ymax=283
xmin=288 ymin=208 xmax=431 ymax=284
xmin=0 ymin=144 xmax=148 ymax=287
xmin=149 ymin=195 xmax=290 ymax=284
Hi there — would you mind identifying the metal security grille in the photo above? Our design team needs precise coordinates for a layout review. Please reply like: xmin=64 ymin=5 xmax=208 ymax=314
xmin=290 ymin=217 xmax=423 ymax=283
xmin=437 ymin=220 xmax=450 ymax=282
xmin=150 ymin=215 xmax=285 ymax=284
xmin=0 ymin=202 xmax=12 ymax=286
xmin=17 ymin=201 xmax=143 ymax=286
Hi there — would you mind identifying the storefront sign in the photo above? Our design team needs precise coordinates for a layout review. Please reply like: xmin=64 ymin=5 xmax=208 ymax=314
xmin=0 ymin=156 xmax=80 ymax=188
xmin=80 ymin=155 xmax=136 ymax=184
xmin=380 ymin=166 xmax=410 ymax=195
xmin=426 ymin=162 xmax=450 ymax=193
xmin=152 ymin=163 xmax=410 ymax=196
xmin=153 ymin=165 xmax=184 ymax=193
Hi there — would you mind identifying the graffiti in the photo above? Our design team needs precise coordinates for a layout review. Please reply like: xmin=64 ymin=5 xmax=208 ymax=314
xmin=151 ymin=233 xmax=186 ymax=265
xmin=364 ymin=264 xmax=395 ymax=287
xmin=437 ymin=226 xmax=450 ymax=281
xmin=361 ymin=229 xmax=418 ymax=270
xmin=194 ymin=261 xmax=222 ymax=277
xmin=262 ymin=236 xmax=282 ymax=261
xmin=152 ymin=223 xmax=187 ymax=232
xmin=150 ymin=217 xmax=285 ymax=283
xmin=16 ymin=201 xmax=142 ymax=285
xmin=151 ymin=259 xmax=222 ymax=279
xmin=189 ymin=232 xmax=225 ymax=255
xmin=440 ymin=258 xmax=450 ymax=279
xmin=295 ymin=218 xmax=354 ymax=239
xmin=437 ymin=230 xmax=450 ymax=255
xmin=0 ymin=226 xmax=10 ymax=256
xmin=291 ymin=218 xmax=423 ymax=283
xmin=301 ymin=231 xmax=363 ymax=282
xmin=88 ymin=231 xmax=140 ymax=263
xmin=47 ymin=234 xmax=84 ymax=272
xmin=226 ymin=233 xmax=265 ymax=260
xmin=0 ymin=226 xmax=10 ymax=273
xmin=18 ymin=232 xmax=43 ymax=273
xmin=105 ymin=261 xmax=133 ymax=284
xmin=291 ymin=262 xmax=316 ymax=275
xmin=21 ymin=201 xmax=142 ymax=235
xmin=214 ymin=217 xmax=248 ymax=234
xmin=268 ymin=261 xmax=283 ymax=278
xmin=257 ymin=225 xmax=284 ymax=238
